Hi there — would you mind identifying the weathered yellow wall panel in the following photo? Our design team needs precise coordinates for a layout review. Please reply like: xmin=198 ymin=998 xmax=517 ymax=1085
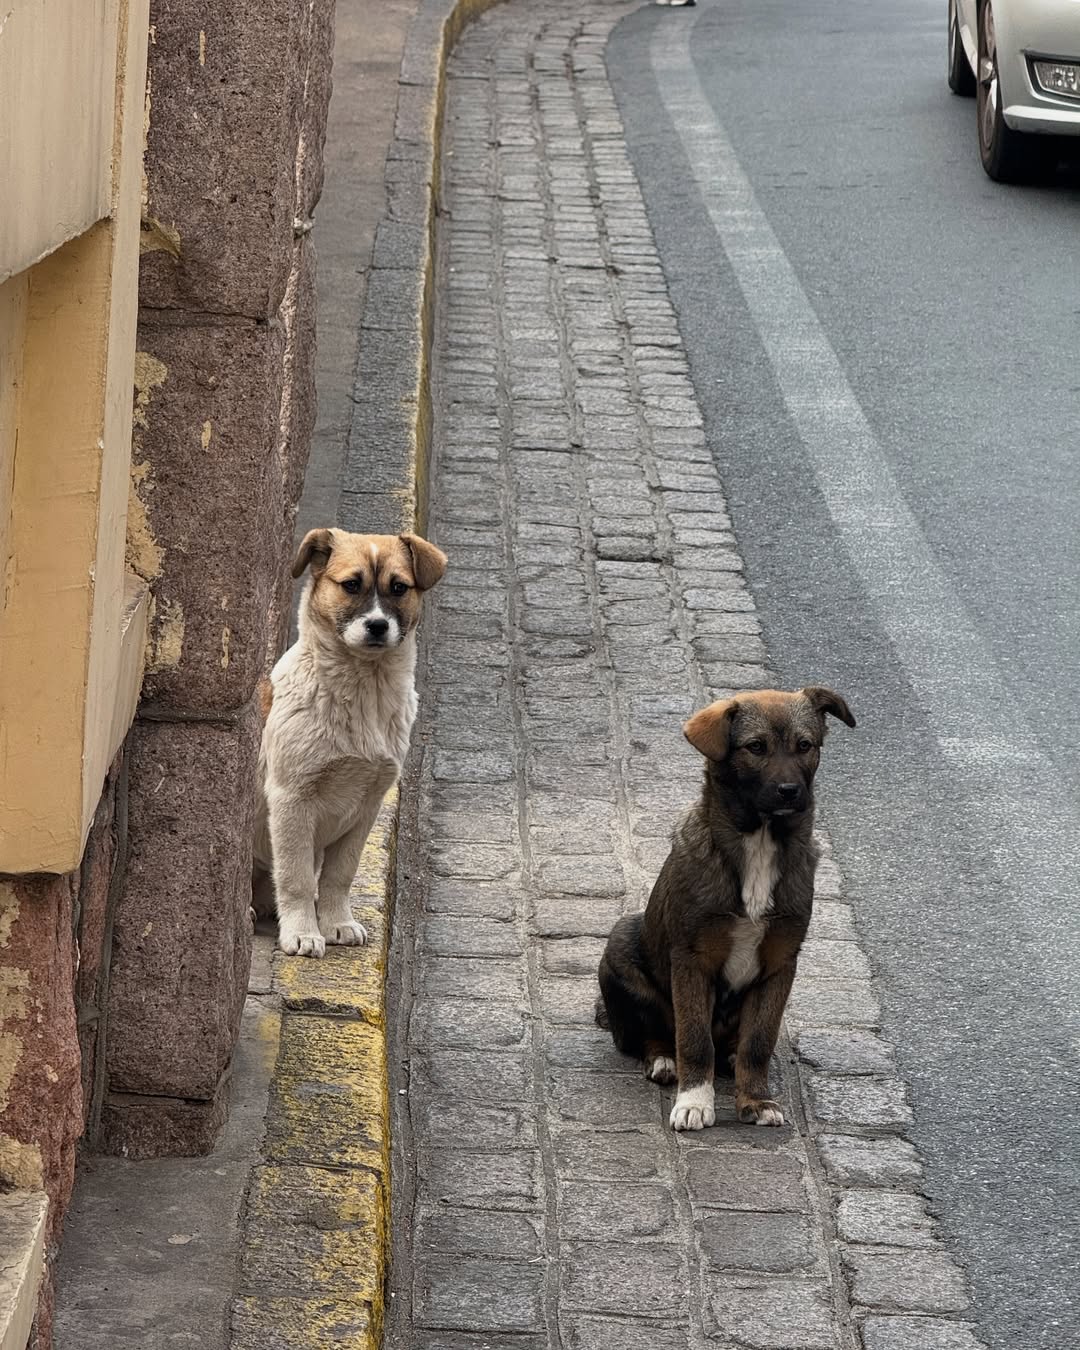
xmin=0 ymin=0 xmax=117 ymax=282
xmin=0 ymin=276 xmax=27 ymax=593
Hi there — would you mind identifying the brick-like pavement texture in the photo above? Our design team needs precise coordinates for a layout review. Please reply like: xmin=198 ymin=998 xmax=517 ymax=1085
xmin=391 ymin=4 xmax=987 ymax=1348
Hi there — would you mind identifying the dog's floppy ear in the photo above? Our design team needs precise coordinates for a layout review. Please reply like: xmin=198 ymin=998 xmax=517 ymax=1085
xmin=801 ymin=686 xmax=856 ymax=728
xmin=292 ymin=528 xmax=334 ymax=578
xmin=683 ymin=698 xmax=739 ymax=761
xmin=401 ymin=533 xmax=447 ymax=592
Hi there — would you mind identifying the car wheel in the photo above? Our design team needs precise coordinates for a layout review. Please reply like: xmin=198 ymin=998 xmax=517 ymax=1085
xmin=948 ymin=0 xmax=975 ymax=96
xmin=976 ymin=0 xmax=1047 ymax=180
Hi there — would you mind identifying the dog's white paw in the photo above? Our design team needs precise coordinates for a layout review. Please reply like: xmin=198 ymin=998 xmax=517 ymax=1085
xmin=322 ymin=920 xmax=368 ymax=947
xmin=669 ymin=1083 xmax=715 ymax=1132
xmin=738 ymin=1097 xmax=785 ymax=1127
xmin=646 ymin=1055 xmax=677 ymax=1085
xmin=278 ymin=928 xmax=326 ymax=958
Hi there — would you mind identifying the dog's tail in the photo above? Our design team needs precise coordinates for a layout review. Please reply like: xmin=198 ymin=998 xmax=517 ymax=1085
xmin=594 ymin=994 xmax=610 ymax=1031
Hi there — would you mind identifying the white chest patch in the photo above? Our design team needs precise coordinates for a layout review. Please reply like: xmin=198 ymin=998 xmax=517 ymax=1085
xmin=722 ymin=829 xmax=780 ymax=991
xmin=741 ymin=827 xmax=779 ymax=921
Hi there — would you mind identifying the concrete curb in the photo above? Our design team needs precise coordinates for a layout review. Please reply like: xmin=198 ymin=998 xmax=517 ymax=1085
xmin=231 ymin=4 xmax=504 ymax=1347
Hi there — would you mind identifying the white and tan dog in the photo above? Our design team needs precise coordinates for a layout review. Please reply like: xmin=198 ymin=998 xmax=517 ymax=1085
xmin=254 ymin=528 xmax=447 ymax=957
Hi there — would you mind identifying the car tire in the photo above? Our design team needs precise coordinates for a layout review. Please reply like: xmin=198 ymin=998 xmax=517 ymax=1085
xmin=976 ymin=0 xmax=1049 ymax=181
xmin=948 ymin=0 xmax=975 ymax=96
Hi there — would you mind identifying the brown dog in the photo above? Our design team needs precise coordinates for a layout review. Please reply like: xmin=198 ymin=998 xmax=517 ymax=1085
xmin=596 ymin=687 xmax=855 ymax=1130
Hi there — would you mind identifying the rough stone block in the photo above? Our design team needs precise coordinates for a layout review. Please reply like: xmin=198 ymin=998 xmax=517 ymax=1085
xmin=818 ymin=1134 xmax=923 ymax=1188
xmin=808 ymin=1074 xmax=913 ymax=1128
xmin=295 ymin=0 xmax=335 ymax=218
xmin=416 ymin=1207 xmax=544 ymax=1260
xmin=417 ymin=1099 xmax=537 ymax=1151
xmin=414 ymin=1255 xmax=544 ymax=1333
xmin=843 ymin=1250 xmax=969 ymax=1314
xmin=98 ymin=1085 xmax=228 ymax=1159
xmin=551 ymin=1125 xmax=672 ymax=1182
xmin=133 ymin=319 xmax=286 ymax=712
xmin=796 ymin=1029 xmax=896 ymax=1076
xmin=106 ymin=708 xmax=258 ymax=1102
xmin=684 ymin=1149 xmax=806 ymax=1212
xmin=548 ymin=1068 xmax=661 ymax=1126
xmin=698 ymin=1211 xmax=816 ymax=1273
xmin=139 ymin=0 xmax=306 ymax=317
xmin=860 ymin=1315 xmax=986 ymax=1350
xmin=420 ymin=1150 xmax=542 ymax=1212
xmin=561 ymin=1242 xmax=689 ymax=1319
xmin=418 ymin=957 xmax=526 ymax=1002
xmin=837 ymin=1191 xmax=935 ymax=1248
xmin=558 ymin=1181 xmax=675 ymax=1240
xmin=705 ymin=1279 xmax=836 ymax=1348
xmin=564 ymin=1320 xmax=691 ymax=1350
xmin=0 ymin=872 xmax=81 ymax=1242
xmin=73 ymin=762 xmax=121 ymax=1126
xmin=409 ymin=997 xmax=527 ymax=1049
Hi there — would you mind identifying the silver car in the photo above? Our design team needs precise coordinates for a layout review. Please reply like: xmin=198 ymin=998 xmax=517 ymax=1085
xmin=948 ymin=0 xmax=1080 ymax=179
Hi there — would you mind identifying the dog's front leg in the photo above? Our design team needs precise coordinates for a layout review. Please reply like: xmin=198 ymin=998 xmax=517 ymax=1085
xmin=734 ymin=961 xmax=796 ymax=1126
xmin=316 ymin=820 xmax=370 ymax=946
xmin=670 ymin=962 xmax=716 ymax=1131
xmin=316 ymin=792 xmax=386 ymax=947
xmin=268 ymin=791 xmax=324 ymax=957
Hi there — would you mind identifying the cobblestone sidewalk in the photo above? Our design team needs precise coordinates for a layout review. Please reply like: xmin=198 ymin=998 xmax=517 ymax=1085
xmin=389 ymin=4 xmax=986 ymax=1348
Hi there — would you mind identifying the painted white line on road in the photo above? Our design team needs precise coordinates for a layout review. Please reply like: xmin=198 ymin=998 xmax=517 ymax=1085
xmin=650 ymin=19 xmax=1080 ymax=1021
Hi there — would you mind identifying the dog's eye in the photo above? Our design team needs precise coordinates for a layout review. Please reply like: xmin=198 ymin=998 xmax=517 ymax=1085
xmin=389 ymin=580 xmax=410 ymax=597
xmin=744 ymin=740 xmax=767 ymax=755
xmin=341 ymin=577 xmax=363 ymax=595
xmin=797 ymin=738 xmax=814 ymax=753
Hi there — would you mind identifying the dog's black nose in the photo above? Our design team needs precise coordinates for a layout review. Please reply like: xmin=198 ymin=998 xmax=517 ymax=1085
xmin=366 ymin=618 xmax=390 ymax=639
xmin=777 ymin=783 xmax=800 ymax=801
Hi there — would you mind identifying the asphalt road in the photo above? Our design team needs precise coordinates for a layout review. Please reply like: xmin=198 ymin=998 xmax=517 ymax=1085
xmin=607 ymin=2 xmax=1080 ymax=1346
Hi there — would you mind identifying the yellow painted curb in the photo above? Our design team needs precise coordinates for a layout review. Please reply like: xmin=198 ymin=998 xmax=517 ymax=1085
xmin=233 ymin=2 xmax=508 ymax=1344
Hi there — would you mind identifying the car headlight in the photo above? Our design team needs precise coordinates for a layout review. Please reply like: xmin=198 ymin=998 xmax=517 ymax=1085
xmin=1032 ymin=59 xmax=1080 ymax=101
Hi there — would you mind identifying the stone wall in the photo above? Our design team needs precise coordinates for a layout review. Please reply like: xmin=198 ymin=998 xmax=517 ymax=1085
xmin=0 ymin=754 xmax=125 ymax=1350
xmin=105 ymin=0 xmax=335 ymax=1158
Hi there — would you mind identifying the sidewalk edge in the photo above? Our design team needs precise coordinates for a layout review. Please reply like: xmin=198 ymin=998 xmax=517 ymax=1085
xmin=230 ymin=4 xmax=504 ymax=1347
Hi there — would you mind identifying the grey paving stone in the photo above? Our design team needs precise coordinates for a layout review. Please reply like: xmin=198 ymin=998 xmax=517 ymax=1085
xmin=417 ymin=1050 xmax=532 ymax=1103
xmin=684 ymin=1148 xmax=807 ymax=1212
xmin=560 ymin=1242 xmax=689 ymax=1319
xmin=798 ymin=939 xmax=872 ymax=981
xmin=420 ymin=1150 xmax=543 ymax=1212
xmin=807 ymin=901 xmax=859 ymax=940
xmin=531 ymin=893 xmax=623 ymax=938
xmin=842 ymin=1250 xmax=969 ymax=1314
xmin=860 ymin=1316 xmax=986 ymax=1350
xmin=563 ymin=1319 xmax=690 ymax=1350
xmin=705 ymin=1279 xmax=837 ymax=1348
xmin=421 ymin=916 xmax=523 ymax=959
xmin=837 ymin=1191 xmax=936 ymax=1248
xmin=817 ymin=1134 xmax=924 ymax=1188
xmin=424 ymin=880 xmax=517 ymax=922
xmin=551 ymin=1125 xmax=673 ymax=1182
xmin=432 ymin=750 xmax=515 ymax=784
xmin=540 ymin=976 xmax=605 ymax=1025
xmin=410 ymin=998 xmax=527 ymax=1049
xmin=796 ymin=1029 xmax=897 ymax=1076
xmin=417 ymin=1099 xmax=538 ymax=1152
xmin=548 ymin=1068 xmax=662 ymax=1126
xmin=541 ymin=937 xmax=607 ymax=975
xmin=414 ymin=1255 xmax=544 ymax=1332
xmin=808 ymin=1074 xmax=913 ymax=1128
xmin=419 ymin=957 xmax=527 ymax=1002
xmin=416 ymin=1207 xmax=544 ymax=1259
xmin=698 ymin=1211 xmax=817 ymax=1274
xmin=558 ymin=1181 xmax=675 ymax=1240
xmin=786 ymin=978 xmax=881 ymax=1030
xmin=544 ymin=1025 xmax=638 ymax=1074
